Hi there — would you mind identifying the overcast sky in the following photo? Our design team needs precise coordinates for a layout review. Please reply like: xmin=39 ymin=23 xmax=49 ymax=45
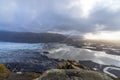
xmin=0 ymin=0 xmax=120 ymax=34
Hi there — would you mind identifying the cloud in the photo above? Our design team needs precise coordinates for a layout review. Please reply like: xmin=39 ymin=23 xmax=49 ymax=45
xmin=0 ymin=0 xmax=120 ymax=34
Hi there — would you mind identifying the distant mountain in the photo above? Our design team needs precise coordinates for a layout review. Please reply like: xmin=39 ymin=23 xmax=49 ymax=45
xmin=0 ymin=31 xmax=69 ymax=43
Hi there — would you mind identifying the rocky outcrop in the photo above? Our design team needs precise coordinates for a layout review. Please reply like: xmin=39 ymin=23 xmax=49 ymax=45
xmin=39 ymin=69 xmax=113 ymax=80
xmin=38 ymin=60 xmax=114 ymax=80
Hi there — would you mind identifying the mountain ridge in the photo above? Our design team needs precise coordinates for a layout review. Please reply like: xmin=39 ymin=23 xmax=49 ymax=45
xmin=0 ymin=30 xmax=68 ymax=43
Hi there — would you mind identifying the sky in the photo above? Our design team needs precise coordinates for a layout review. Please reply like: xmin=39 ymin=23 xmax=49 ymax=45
xmin=0 ymin=0 xmax=120 ymax=38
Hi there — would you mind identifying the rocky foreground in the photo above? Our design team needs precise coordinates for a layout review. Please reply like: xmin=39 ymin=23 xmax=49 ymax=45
xmin=0 ymin=60 xmax=120 ymax=80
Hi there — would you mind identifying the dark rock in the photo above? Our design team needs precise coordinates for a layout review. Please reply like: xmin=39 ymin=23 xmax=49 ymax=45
xmin=57 ymin=60 xmax=89 ymax=70
xmin=43 ymin=51 xmax=49 ymax=54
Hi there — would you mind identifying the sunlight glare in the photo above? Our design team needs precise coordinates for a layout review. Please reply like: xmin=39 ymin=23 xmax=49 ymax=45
xmin=83 ymin=31 xmax=120 ymax=41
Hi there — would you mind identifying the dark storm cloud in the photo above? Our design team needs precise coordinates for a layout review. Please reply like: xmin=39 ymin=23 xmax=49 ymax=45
xmin=0 ymin=0 xmax=120 ymax=33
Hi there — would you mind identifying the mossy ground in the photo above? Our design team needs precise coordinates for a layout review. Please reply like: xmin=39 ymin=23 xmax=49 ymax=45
xmin=7 ymin=72 xmax=41 ymax=80
xmin=0 ymin=64 xmax=11 ymax=80
xmin=0 ymin=64 xmax=41 ymax=80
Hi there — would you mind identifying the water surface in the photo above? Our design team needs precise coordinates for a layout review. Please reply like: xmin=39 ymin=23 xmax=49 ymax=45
xmin=0 ymin=42 xmax=120 ymax=72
